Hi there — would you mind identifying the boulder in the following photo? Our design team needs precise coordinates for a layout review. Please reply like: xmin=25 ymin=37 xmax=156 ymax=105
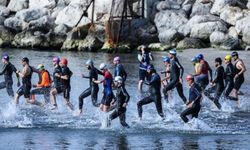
xmin=4 ymin=17 xmax=24 ymax=32
xmin=182 ymin=0 xmax=196 ymax=14
xmin=0 ymin=26 xmax=14 ymax=47
xmin=209 ymin=31 xmax=240 ymax=50
xmin=190 ymin=21 xmax=228 ymax=40
xmin=0 ymin=0 xmax=8 ymax=6
xmin=190 ymin=1 xmax=212 ymax=17
xmin=28 ymin=15 xmax=54 ymax=33
xmin=55 ymin=1 xmax=90 ymax=27
xmin=0 ymin=6 xmax=10 ymax=17
xmin=16 ymin=8 xmax=48 ymax=23
xmin=29 ymin=0 xmax=56 ymax=9
xmin=235 ymin=16 xmax=250 ymax=44
xmin=187 ymin=14 xmax=222 ymax=26
xmin=78 ymin=34 xmax=103 ymax=51
xmin=66 ymin=24 xmax=90 ymax=40
xmin=177 ymin=37 xmax=208 ymax=49
xmin=7 ymin=0 xmax=28 ymax=12
xmin=158 ymin=29 xmax=183 ymax=44
xmin=220 ymin=6 xmax=244 ymax=25
xmin=210 ymin=0 xmax=247 ymax=15
xmin=156 ymin=1 xmax=181 ymax=11
xmin=228 ymin=27 xmax=238 ymax=38
xmin=54 ymin=24 xmax=70 ymax=36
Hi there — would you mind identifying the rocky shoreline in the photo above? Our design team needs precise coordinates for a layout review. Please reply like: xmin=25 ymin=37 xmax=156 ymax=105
xmin=0 ymin=0 xmax=250 ymax=52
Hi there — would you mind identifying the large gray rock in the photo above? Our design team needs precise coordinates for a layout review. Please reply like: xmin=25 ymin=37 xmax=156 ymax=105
xmin=156 ymin=1 xmax=181 ymax=11
xmin=78 ymin=34 xmax=103 ymax=51
xmin=55 ymin=1 xmax=91 ymax=27
xmin=0 ymin=26 xmax=14 ymax=47
xmin=236 ymin=16 xmax=250 ymax=44
xmin=4 ymin=17 xmax=24 ymax=32
xmin=7 ymin=0 xmax=28 ymax=12
xmin=0 ymin=0 xmax=8 ymax=6
xmin=29 ymin=0 xmax=56 ymax=9
xmin=28 ymin=15 xmax=54 ymax=33
xmin=190 ymin=1 xmax=212 ymax=17
xmin=209 ymin=31 xmax=240 ymax=50
xmin=0 ymin=6 xmax=10 ymax=17
xmin=54 ymin=24 xmax=70 ymax=36
xmin=16 ymin=8 xmax=48 ymax=23
xmin=177 ymin=37 xmax=208 ymax=49
xmin=158 ymin=29 xmax=183 ymax=44
xmin=228 ymin=26 xmax=238 ymax=38
xmin=190 ymin=21 xmax=228 ymax=40
xmin=210 ymin=0 xmax=247 ymax=15
xmin=220 ymin=6 xmax=244 ymax=25
xmin=182 ymin=0 xmax=196 ymax=14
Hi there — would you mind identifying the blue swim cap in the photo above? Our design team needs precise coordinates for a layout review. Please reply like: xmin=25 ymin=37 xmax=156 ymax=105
xmin=162 ymin=56 xmax=170 ymax=63
xmin=196 ymin=54 xmax=204 ymax=60
xmin=231 ymin=51 xmax=238 ymax=57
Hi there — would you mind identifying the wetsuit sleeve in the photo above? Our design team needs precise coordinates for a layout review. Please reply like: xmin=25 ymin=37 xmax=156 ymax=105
xmin=122 ymin=86 xmax=130 ymax=103
xmin=0 ymin=64 xmax=7 ymax=75
xmin=144 ymin=75 xmax=156 ymax=85
xmin=11 ymin=64 xmax=20 ymax=79
xmin=97 ymin=69 xmax=104 ymax=76
xmin=176 ymin=60 xmax=184 ymax=78
xmin=208 ymin=64 xmax=213 ymax=81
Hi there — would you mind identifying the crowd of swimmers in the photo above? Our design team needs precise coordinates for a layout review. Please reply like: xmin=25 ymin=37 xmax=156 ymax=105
xmin=0 ymin=47 xmax=246 ymax=128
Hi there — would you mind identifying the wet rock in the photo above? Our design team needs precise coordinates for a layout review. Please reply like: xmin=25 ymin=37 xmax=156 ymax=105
xmin=29 ymin=0 xmax=56 ymax=9
xmin=220 ymin=6 xmax=244 ymax=25
xmin=28 ymin=15 xmax=54 ymax=33
xmin=7 ymin=0 xmax=28 ymax=12
xmin=0 ymin=25 xmax=14 ymax=47
xmin=4 ymin=17 xmax=24 ymax=32
xmin=190 ymin=21 xmax=228 ymax=40
xmin=0 ymin=6 xmax=10 ymax=17
xmin=177 ymin=37 xmax=208 ymax=49
xmin=78 ymin=34 xmax=103 ymax=51
xmin=16 ymin=8 xmax=48 ymax=23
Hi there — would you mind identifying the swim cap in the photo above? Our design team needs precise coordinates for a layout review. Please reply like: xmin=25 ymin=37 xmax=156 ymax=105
xmin=22 ymin=57 xmax=29 ymax=63
xmin=225 ymin=55 xmax=232 ymax=61
xmin=196 ymin=54 xmax=204 ymax=60
xmin=2 ymin=53 xmax=9 ymax=61
xmin=114 ymin=76 xmax=123 ymax=83
xmin=215 ymin=57 xmax=222 ymax=64
xmin=53 ymin=57 xmax=60 ymax=64
xmin=169 ymin=49 xmax=177 ymax=55
xmin=186 ymin=74 xmax=194 ymax=81
xmin=231 ymin=51 xmax=238 ymax=57
xmin=61 ymin=58 xmax=68 ymax=65
xmin=113 ymin=56 xmax=120 ymax=62
xmin=162 ymin=56 xmax=170 ymax=63
xmin=86 ymin=59 xmax=94 ymax=66
xmin=147 ymin=64 xmax=154 ymax=71
xmin=37 ymin=64 xmax=45 ymax=70
xmin=99 ymin=63 xmax=107 ymax=70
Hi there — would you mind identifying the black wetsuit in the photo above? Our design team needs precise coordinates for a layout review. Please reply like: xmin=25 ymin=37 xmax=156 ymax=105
xmin=79 ymin=67 xmax=102 ymax=109
xmin=234 ymin=60 xmax=244 ymax=90
xmin=224 ymin=63 xmax=237 ymax=101
xmin=109 ymin=85 xmax=130 ymax=128
xmin=53 ymin=65 xmax=63 ymax=91
xmin=137 ymin=72 xmax=164 ymax=118
xmin=204 ymin=66 xmax=224 ymax=109
xmin=61 ymin=66 xmax=73 ymax=99
xmin=17 ymin=66 xmax=33 ymax=98
xmin=0 ymin=62 xmax=18 ymax=97
xmin=114 ymin=64 xmax=127 ymax=82
xmin=163 ymin=58 xmax=187 ymax=103
xmin=181 ymin=83 xmax=202 ymax=123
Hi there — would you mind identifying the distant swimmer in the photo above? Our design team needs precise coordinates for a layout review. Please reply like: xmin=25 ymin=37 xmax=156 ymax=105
xmin=137 ymin=64 xmax=164 ymax=120
xmin=31 ymin=64 xmax=52 ymax=105
xmin=223 ymin=55 xmax=238 ymax=101
xmin=137 ymin=45 xmax=153 ymax=91
xmin=163 ymin=49 xmax=187 ymax=104
xmin=161 ymin=56 xmax=171 ymax=103
xmin=204 ymin=58 xmax=224 ymax=110
xmin=93 ymin=63 xmax=114 ymax=112
xmin=194 ymin=54 xmax=213 ymax=91
xmin=0 ymin=54 xmax=20 ymax=98
xmin=113 ymin=56 xmax=127 ymax=84
xmin=231 ymin=52 xmax=246 ymax=103
xmin=180 ymin=75 xmax=202 ymax=123
xmin=79 ymin=60 xmax=102 ymax=114
xmin=108 ymin=76 xmax=130 ymax=128
xmin=50 ymin=58 xmax=74 ymax=111
xmin=15 ymin=57 xmax=35 ymax=105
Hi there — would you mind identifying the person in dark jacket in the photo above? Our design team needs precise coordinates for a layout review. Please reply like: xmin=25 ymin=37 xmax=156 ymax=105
xmin=108 ymin=76 xmax=130 ymax=128
xmin=181 ymin=75 xmax=202 ymax=123
xmin=113 ymin=56 xmax=127 ymax=82
xmin=204 ymin=57 xmax=225 ymax=110
xmin=137 ymin=64 xmax=164 ymax=120
xmin=0 ymin=54 xmax=20 ymax=98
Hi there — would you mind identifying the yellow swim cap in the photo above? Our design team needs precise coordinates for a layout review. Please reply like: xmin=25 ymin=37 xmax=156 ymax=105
xmin=225 ymin=55 xmax=232 ymax=61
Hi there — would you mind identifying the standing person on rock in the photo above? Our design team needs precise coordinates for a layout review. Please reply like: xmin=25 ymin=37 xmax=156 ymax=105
xmin=137 ymin=45 xmax=153 ymax=92
xmin=93 ymin=63 xmax=114 ymax=112
xmin=50 ymin=58 xmax=74 ymax=111
xmin=231 ymin=51 xmax=246 ymax=104
xmin=0 ymin=54 xmax=20 ymax=98
xmin=78 ymin=60 xmax=103 ymax=115
xmin=223 ymin=55 xmax=238 ymax=101
xmin=204 ymin=58 xmax=225 ymax=110
xmin=31 ymin=64 xmax=52 ymax=106
xmin=163 ymin=49 xmax=187 ymax=104
xmin=137 ymin=64 xmax=164 ymax=120
xmin=15 ymin=57 xmax=40 ymax=106
xmin=194 ymin=54 xmax=213 ymax=91
xmin=180 ymin=75 xmax=202 ymax=123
